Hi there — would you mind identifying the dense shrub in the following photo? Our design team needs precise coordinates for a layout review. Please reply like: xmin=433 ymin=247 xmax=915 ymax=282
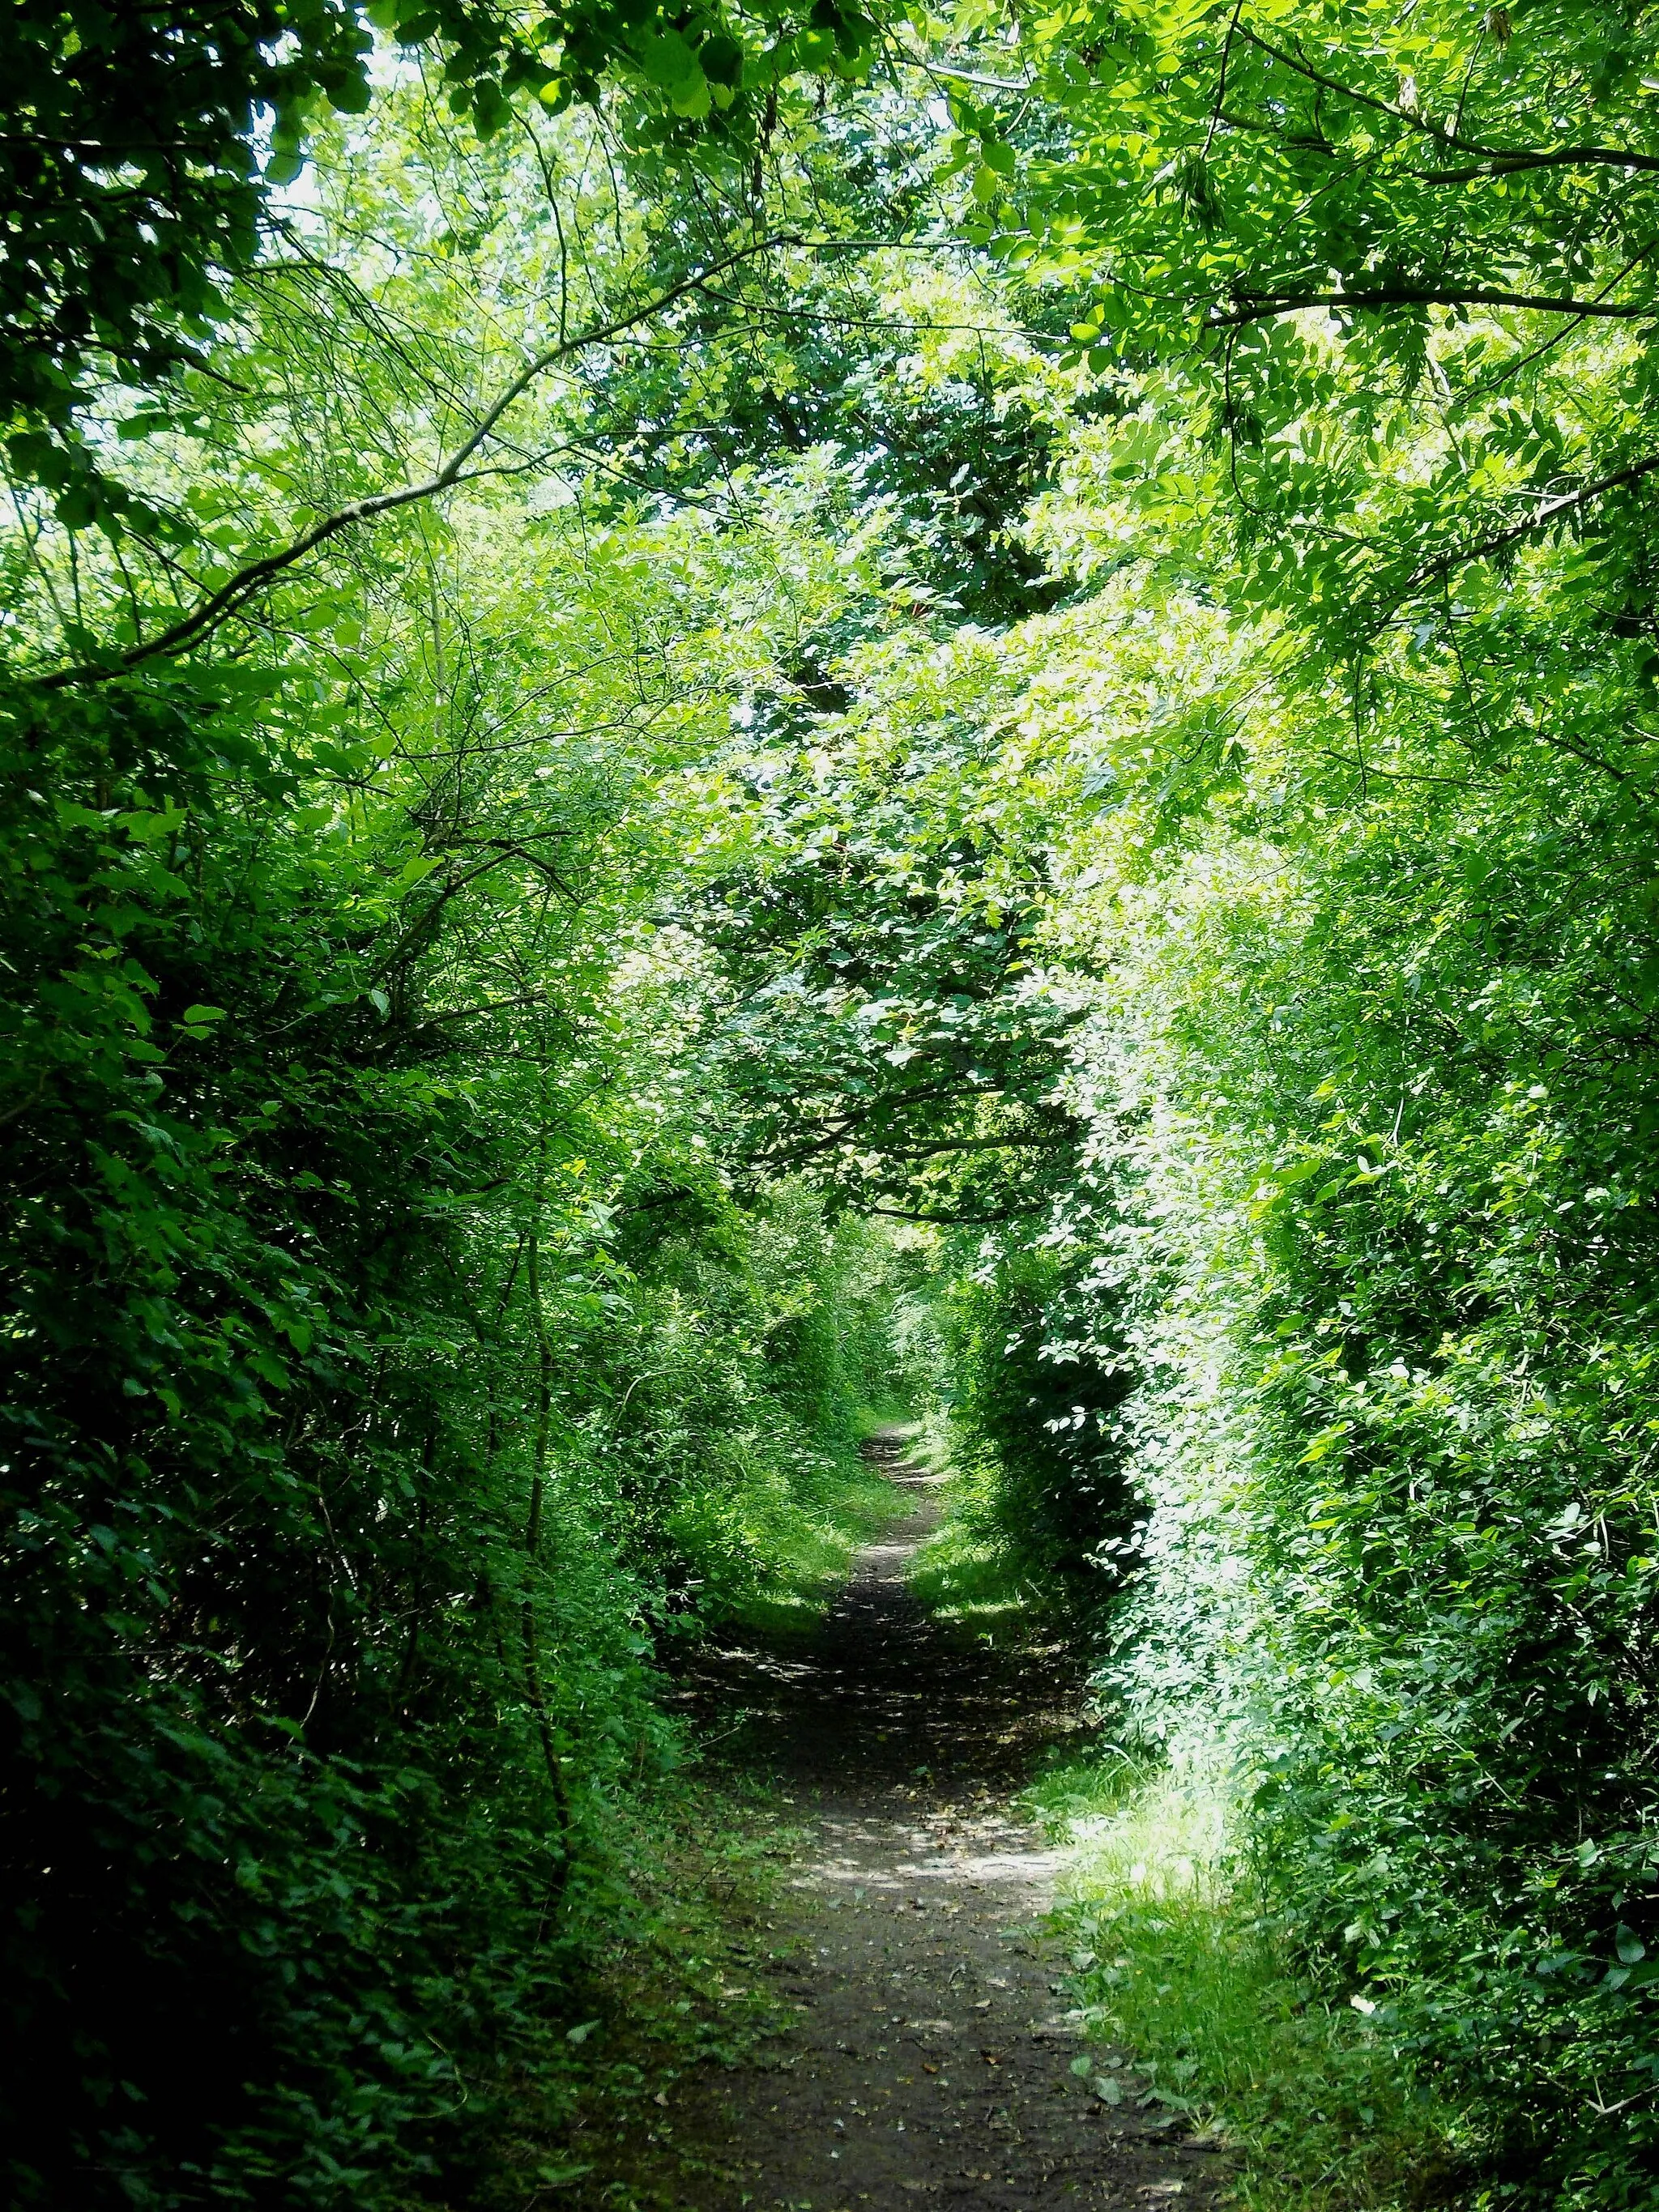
xmin=1068 ymin=757 xmax=1659 ymax=2201
xmin=0 ymin=667 xmax=906 ymax=2205
xmin=933 ymin=1250 xmax=1135 ymax=1588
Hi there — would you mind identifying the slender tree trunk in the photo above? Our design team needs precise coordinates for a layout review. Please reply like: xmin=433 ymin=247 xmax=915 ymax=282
xmin=519 ymin=1211 xmax=574 ymax=1882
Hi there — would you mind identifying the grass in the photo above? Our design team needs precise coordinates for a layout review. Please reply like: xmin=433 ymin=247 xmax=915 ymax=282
xmin=902 ymin=1421 xmax=1059 ymax=1643
xmin=1029 ymin=1752 xmax=1482 ymax=2211
xmin=475 ymin=1771 xmax=815 ymax=2212
xmin=703 ymin=1407 xmax=915 ymax=1638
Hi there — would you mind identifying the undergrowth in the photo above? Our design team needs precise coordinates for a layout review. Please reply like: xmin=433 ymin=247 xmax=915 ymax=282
xmin=904 ymin=1416 xmax=1073 ymax=1643
xmin=479 ymin=1772 xmax=811 ymax=2212
xmin=1030 ymin=1755 xmax=1480 ymax=2212
xmin=710 ymin=1406 xmax=914 ymax=1637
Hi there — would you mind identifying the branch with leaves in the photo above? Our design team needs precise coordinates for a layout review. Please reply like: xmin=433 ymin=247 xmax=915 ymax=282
xmin=38 ymin=236 xmax=801 ymax=689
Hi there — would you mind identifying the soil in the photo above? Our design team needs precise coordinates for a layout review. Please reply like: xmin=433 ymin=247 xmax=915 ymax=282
xmin=575 ymin=1435 xmax=1231 ymax=2212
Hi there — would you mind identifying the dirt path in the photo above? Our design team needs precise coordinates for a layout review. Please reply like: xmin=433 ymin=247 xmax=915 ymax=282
xmin=602 ymin=1437 xmax=1230 ymax=2212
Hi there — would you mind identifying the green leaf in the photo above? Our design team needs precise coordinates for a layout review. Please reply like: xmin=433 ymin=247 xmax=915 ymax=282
xmin=669 ymin=70 xmax=712 ymax=117
xmin=641 ymin=31 xmax=698 ymax=87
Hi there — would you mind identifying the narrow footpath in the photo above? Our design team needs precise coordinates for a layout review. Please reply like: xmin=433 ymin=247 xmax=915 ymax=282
xmin=629 ymin=1436 xmax=1231 ymax=2212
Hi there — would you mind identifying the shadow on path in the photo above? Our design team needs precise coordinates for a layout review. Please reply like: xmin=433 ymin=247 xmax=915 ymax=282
xmin=597 ymin=1433 xmax=1230 ymax=2212
xmin=674 ymin=1432 xmax=1081 ymax=1795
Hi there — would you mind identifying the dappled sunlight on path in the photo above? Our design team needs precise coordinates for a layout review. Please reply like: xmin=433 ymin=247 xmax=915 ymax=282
xmin=622 ymin=1434 xmax=1233 ymax=2212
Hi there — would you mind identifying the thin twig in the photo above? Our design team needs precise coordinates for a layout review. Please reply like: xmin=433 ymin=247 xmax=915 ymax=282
xmin=36 ymin=235 xmax=801 ymax=688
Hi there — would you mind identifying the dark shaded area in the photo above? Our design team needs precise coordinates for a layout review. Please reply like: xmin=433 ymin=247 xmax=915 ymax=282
xmin=672 ymin=1434 xmax=1086 ymax=1792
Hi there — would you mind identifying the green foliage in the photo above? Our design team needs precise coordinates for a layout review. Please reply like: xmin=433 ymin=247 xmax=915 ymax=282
xmin=583 ymin=208 xmax=1066 ymax=620
xmin=1 ymin=664 xmax=625 ymax=2204
xmin=22 ymin=1 xmax=1659 ymax=2203
xmin=1039 ymin=1758 xmax=1471 ymax=2211
xmin=693 ymin=753 xmax=1085 ymax=1222
xmin=0 ymin=632 xmax=914 ymax=2201
xmin=928 ymin=1247 xmax=1135 ymax=1586
xmin=992 ymin=0 xmax=1659 ymax=640
xmin=0 ymin=79 xmax=929 ymax=2199
xmin=0 ymin=0 xmax=879 ymax=520
xmin=1224 ymin=769 xmax=1659 ymax=2196
xmin=570 ymin=1180 xmax=916 ymax=1621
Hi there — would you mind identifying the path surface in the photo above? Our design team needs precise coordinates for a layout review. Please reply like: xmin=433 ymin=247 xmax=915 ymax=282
xmin=636 ymin=1437 xmax=1230 ymax=2212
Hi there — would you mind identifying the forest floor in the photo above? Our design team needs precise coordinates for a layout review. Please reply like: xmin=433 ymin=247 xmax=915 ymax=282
xmin=564 ymin=1432 xmax=1234 ymax=2212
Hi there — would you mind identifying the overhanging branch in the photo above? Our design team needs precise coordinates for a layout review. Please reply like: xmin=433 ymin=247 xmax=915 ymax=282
xmin=1235 ymin=23 xmax=1659 ymax=175
xmin=1209 ymin=287 xmax=1657 ymax=329
xmin=1408 ymin=451 xmax=1659 ymax=589
xmin=37 ymin=233 xmax=800 ymax=690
